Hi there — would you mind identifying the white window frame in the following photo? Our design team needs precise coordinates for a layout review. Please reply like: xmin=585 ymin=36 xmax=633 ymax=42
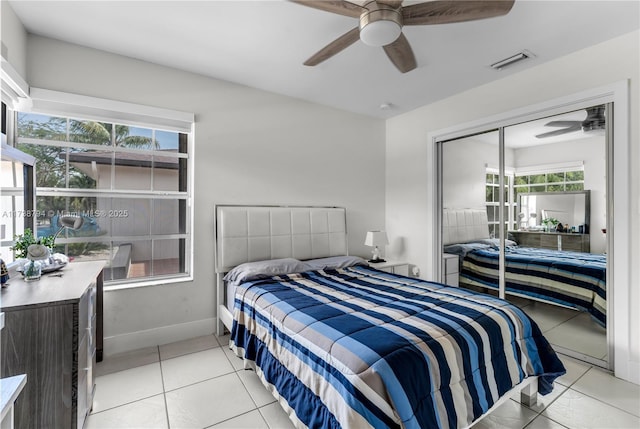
xmin=513 ymin=164 xmax=585 ymax=193
xmin=17 ymin=88 xmax=195 ymax=290
xmin=485 ymin=168 xmax=516 ymax=236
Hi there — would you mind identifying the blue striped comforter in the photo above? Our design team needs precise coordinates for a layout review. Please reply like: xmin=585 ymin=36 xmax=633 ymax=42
xmin=230 ymin=265 xmax=565 ymax=429
xmin=460 ymin=247 xmax=606 ymax=326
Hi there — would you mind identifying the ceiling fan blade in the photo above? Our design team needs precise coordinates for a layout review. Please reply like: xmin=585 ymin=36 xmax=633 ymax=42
xmin=304 ymin=27 xmax=361 ymax=66
xmin=291 ymin=0 xmax=365 ymax=18
xmin=402 ymin=0 xmax=515 ymax=25
xmin=535 ymin=124 xmax=582 ymax=139
xmin=543 ymin=120 xmax=582 ymax=128
xmin=383 ymin=33 xmax=417 ymax=73
xmin=376 ymin=0 xmax=404 ymax=8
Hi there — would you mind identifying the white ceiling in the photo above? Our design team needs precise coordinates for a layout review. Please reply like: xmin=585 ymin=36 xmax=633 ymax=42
xmin=7 ymin=0 xmax=640 ymax=119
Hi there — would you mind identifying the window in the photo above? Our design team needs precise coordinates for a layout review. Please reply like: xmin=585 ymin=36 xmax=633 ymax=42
xmin=514 ymin=169 xmax=584 ymax=199
xmin=12 ymin=109 xmax=192 ymax=286
xmin=485 ymin=170 xmax=514 ymax=238
xmin=1 ymin=103 xmax=36 ymax=264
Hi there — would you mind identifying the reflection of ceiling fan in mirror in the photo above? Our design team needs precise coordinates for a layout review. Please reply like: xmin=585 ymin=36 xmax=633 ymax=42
xmin=292 ymin=0 xmax=516 ymax=73
xmin=535 ymin=105 xmax=606 ymax=139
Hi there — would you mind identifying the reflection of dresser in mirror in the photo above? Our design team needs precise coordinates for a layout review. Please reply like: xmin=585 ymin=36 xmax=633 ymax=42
xmin=515 ymin=190 xmax=592 ymax=252
xmin=509 ymin=231 xmax=590 ymax=252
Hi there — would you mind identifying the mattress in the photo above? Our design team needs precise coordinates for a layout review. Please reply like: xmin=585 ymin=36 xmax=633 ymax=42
xmin=230 ymin=265 xmax=565 ymax=429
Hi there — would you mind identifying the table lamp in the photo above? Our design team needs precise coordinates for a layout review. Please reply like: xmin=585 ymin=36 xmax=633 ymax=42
xmin=364 ymin=230 xmax=388 ymax=263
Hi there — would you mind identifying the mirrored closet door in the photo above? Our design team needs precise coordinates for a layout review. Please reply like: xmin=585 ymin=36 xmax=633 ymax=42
xmin=439 ymin=104 xmax=609 ymax=368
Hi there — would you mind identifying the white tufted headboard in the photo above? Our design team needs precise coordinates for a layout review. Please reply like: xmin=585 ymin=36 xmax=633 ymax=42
xmin=442 ymin=208 xmax=490 ymax=246
xmin=214 ymin=205 xmax=348 ymax=273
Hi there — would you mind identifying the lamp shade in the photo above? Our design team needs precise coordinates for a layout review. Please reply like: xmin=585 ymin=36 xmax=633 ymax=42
xmin=364 ymin=230 xmax=389 ymax=247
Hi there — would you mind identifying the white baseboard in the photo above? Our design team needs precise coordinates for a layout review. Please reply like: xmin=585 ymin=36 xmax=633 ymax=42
xmin=103 ymin=317 xmax=216 ymax=357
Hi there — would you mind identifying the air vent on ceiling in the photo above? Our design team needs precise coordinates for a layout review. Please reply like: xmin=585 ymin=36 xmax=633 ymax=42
xmin=490 ymin=51 xmax=533 ymax=70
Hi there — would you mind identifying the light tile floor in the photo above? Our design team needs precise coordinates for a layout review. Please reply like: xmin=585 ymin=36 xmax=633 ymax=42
xmin=507 ymin=296 xmax=608 ymax=361
xmin=87 ymin=334 xmax=640 ymax=429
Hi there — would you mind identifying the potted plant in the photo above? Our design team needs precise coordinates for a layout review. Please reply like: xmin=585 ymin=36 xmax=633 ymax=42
xmin=541 ymin=217 xmax=559 ymax=233
xmin=11 ymin=229 xmax=56 ymax=280
xmin=10 ymin=229 xmax=55 ymax=259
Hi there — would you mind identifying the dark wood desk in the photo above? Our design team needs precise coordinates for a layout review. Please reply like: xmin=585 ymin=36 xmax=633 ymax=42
xmin=1 ymin=261 xmax=104 ymax=429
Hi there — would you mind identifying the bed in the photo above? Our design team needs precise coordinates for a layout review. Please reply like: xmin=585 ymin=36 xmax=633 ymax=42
xmin=443 ymin=209 xmax=607 ymax=326
xmin=215 ymin=205 xmax=565 ymax=429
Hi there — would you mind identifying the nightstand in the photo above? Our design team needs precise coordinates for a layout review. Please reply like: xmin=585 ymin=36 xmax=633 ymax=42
xmin=370 ymin=260 xmax=410 ymax=276
xmin=442 ymin=253 xmax=459 ymax=287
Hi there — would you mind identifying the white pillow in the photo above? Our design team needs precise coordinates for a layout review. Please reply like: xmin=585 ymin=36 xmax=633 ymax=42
xmin=304 ymin=256 xmax=368 ymax=270
xmin=223 ymin=258 xmax=312 ymax=285
xmin=475 ymin=238 xmax=518 ymax=248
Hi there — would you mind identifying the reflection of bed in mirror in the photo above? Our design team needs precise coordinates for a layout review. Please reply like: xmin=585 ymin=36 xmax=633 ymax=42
xmin=443 ymin=208 xmax=606 ymax=326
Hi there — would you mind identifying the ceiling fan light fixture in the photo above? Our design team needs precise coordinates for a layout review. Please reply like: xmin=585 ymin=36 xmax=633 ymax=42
xmin=359 ymin=8 xmax=402 ymax=47
xmin=295 ymin=0 xmax=517 ymax=72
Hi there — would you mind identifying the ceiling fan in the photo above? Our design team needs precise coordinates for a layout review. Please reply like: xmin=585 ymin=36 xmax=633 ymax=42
xmin=293 ymin=0 xmax=516 ymax=73
xmin=536 ymin=105 xmax=606 ymax=139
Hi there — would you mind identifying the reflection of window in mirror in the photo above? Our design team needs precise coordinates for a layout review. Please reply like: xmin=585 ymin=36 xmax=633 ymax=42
xmin=514 ymin=169 xmax=585 ymax=231
xmin=484 ymin=169 xmax=516 ymax=237
xmin=1 ymin=102 xmax=36 ymax=264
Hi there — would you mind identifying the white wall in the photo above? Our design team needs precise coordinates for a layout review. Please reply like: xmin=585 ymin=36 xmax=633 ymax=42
xmin=386 ymin=31 xmax=639 ymax=382
xmin=23 ymin=35 xmax=386 ymax=354
xmin=442 ymin=138 xmax=497 ymax=210
xmin=0 ymin=0 xmax=27 ymax=77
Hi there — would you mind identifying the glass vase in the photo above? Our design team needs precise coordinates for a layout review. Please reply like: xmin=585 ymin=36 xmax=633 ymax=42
xmin=23 ymin=260 xmax=42 ymax=281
